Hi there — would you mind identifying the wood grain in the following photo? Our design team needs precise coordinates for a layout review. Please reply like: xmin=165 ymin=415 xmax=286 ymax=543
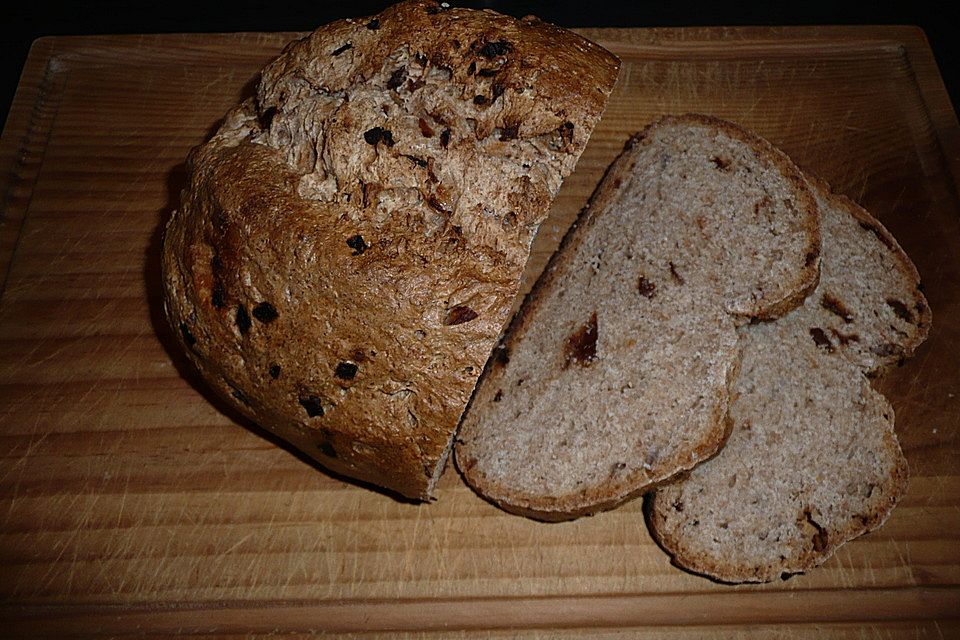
xmin=1 ymin=26 xmax=959 ymax=636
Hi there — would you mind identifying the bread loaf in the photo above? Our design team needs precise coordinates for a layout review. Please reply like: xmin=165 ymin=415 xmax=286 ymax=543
xmin=648 ymin=180 xmax=930 ymax=582
xmin=162 ymin=0 xmax=619 ymax=499
xmin=455 ymin=115 xmax=820 ymax=520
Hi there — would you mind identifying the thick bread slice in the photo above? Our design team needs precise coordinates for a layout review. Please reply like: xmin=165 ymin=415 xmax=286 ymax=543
xmin=162 ymin=0 xmax=620 ymax=500
xmin=456 ymin=115 xmax=820 ymax=520
xmin=648 ymin=181 xmax=930 ymax=582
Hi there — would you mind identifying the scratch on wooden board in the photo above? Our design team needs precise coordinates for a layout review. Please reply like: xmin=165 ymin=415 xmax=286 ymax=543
xmin=888 ymin=538 xmax=918 ymax=586
xmin=115 ymin=467 xmax=132 ymax=529
xmin=395 ymin=501 xmax=425 ymax=597
xmin=864 ymin=544 xmax=880 ymax=586
xmin=196 ymin=69 xmax=232 ymax=102
xmin=18 ymin=335 xmax=70 ymax=371
xmin=62 ymin=493 xmax=100 ymax=596
xmin=250 ymin=490 xmax=284 ymax=593
xmin=855 ymin=171 xmax=872 ymax=204
xmin=90 ymin=494 xmax=129 ymax=593
xmin=838 ymin=105 xmax=869 ymax=134
xmin=0 ymin=410 xmax=52 ymax=511
xmin=149 ymin=527 xmax=176 ymax=589
xmin=340 ymin=518 xmax=358 ymax=599
xmin=435 ymin=504 xmax=454 ymax=578
xmin=934 ymin=618 xmax=946 ymax=640
xmin=36 ymin=494 xmax=88 ymax=593
xmin=896 ymin=343 xmax=938 ymax=413
xmin=888 ymin=184 xmax=909 ymax=216
xmin=832 ymin=546 xmax=852 ymax=588
xmin=222 ymin=532 xmax=252 ymax=557
xmin=284 ymin=497 xmax=310 ymax=593
xmin=71 ymin=367 xmax=117 ymax=428
xmin=111 ymin=561 xmax=131 ymax=597
xmin=147 ymin=489 xmax=165 ymax=528
xmin=618 ymin=61 xmax=633 ymax=92
xmin=839 ymin=106 xmax=852 ymax=131
xmin=744 ymin=94 xmax=764 ymax=122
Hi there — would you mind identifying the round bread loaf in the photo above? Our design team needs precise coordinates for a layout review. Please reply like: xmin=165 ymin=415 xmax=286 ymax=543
xmin=162 ymin=0 xmax=619 ymax=499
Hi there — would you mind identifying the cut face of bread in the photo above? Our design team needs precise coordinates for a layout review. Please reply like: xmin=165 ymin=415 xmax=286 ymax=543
xmin=648 ymin=183 xmax=930 ymax=583
xmin=456 ymin=115 xmax=820 ymax=520
xmin=162 ymin=0 xmax=620 ymax=500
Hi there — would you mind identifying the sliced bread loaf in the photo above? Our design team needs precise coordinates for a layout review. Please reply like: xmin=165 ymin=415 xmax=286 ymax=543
xmin=648 ymin=181 xmax=930 ymax=582
xmin=455 ymin=115 xmax=821 ymax=520
xmin=162 ymin=0 xmax=620 ymax=500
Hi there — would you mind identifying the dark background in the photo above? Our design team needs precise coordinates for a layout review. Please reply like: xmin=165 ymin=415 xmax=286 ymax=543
xmin=1 ymin=1 xmax=958 ymax=129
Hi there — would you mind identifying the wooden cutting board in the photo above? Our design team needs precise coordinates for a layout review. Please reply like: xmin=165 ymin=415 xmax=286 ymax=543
xmin=1 ymin=26 xmax=959 ymax=637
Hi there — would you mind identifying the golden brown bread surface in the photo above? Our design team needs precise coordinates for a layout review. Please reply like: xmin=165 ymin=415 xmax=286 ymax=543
xmin=162 ymin=0 xmax=620 ymax=499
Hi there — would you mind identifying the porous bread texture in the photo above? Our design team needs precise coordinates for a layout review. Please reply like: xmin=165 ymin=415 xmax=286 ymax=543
xmin=456 ymin=114 xmax=820 ymax=520
xmin=162 ymin=0 xmax=620 ymax=500
xmin=793 ymin=176 xmax=931 ymax=375
xmin=648 ymin=182 xmax=930 ymax=583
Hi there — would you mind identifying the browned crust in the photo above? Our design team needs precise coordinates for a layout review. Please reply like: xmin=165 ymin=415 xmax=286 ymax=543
xmin=458 ymin=393 xmax=733 ymax=521
xmin=456 ymin=114 xmax=819 ymax=520
xmin=162 ymin=0 xmax=620 ymax=500
xmin=463 ymin=372 xmax=741 ymax=523
xmin=647 ymin=426 xmax=909 ymax=584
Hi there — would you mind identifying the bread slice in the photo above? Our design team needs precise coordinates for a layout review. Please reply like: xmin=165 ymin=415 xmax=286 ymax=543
xmin=648 ymin=181 xmax=930 ymax=582
xmin=455 ymin=115 xmax=821 ymax=520
xmin=162 ymin=0 xmax=620 ymax=500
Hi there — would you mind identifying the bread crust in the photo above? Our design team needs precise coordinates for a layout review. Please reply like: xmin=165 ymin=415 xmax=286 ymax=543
xmin=456 ymin=114 xmax=820 ymax=520
xmin=649 ymin=406 xmax=909 ymax=582
xmin=648 ymin=425 xmax=909 ymax=583
xmin=162 ymin=0 xmax=619 ymax=500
